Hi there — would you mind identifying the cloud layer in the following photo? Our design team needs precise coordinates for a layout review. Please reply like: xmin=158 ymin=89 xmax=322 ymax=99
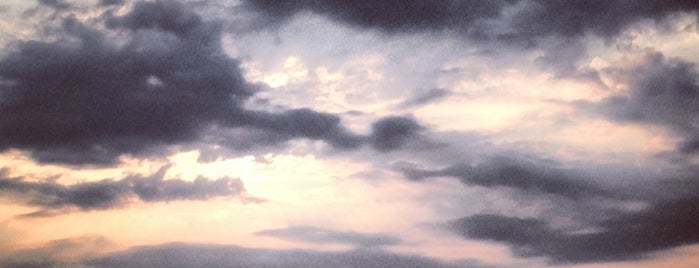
xmin=244 ymin=0 xmax=699 ymax=43
xmin=86 ymin=243 xmax=471 ymax=268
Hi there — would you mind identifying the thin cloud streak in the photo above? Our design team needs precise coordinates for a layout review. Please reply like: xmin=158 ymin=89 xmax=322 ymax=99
xmin=255 ymin=226 xmax=403 ymax=248
xmin=0 ymin=165 xmax=246 ymax=217
xmin=395 ymin=156 xmax=610 ymax=200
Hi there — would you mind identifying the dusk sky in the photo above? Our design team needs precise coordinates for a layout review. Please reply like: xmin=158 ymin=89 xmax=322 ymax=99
xmin=1 ymin=1 xmax=698 ymax=267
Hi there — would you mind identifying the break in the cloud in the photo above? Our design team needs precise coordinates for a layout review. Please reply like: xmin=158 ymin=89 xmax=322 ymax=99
xmin=449 ymin=188 xmax=699 ymax=264
xmin=595 ymin=51 xmax=699 ymax=153
xmin=0 ymin=165 xmax=245 ymax=217
xmin=395 ymin=156 xmax=609 ymax=200
xmin=0 ymin=0 xmax=424 ymax=165
xmin=243 ymin=0 xmax=699 ymax=42
xmin=255 ymin=226 xmax=402 ymax=248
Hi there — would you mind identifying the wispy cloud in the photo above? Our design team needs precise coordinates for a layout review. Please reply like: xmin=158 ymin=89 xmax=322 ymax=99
xmin=255 ymin=226 xmax=402 ymax=248
xmin=0 ymin=166 xmax=246 ymax=217
xmin=395 ymin=156 xmax=610 ymax=200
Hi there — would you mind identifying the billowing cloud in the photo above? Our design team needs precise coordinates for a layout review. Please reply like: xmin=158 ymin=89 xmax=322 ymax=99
xmin=255 ymin=226 xmax=402 ymax=248
xmin=0 ymin=0 xmax=250 ymax=165
xmin=0 ymin=165 xmax=245 ymax=216
xmin=0 ymin=0 xmax=419 ymax=165
xmin=596 ymin=51 xmax=699 ymax=153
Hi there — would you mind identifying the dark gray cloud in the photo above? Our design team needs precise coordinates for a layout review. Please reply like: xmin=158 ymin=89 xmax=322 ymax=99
xmin=369 ymin=116 xmax=424 ymax=152
xmin=0 ymin=166 xmax=245 ymax=216
xmin=505 ymin=0 xmax=698 ymax=41
xmin=441 ymin=165 xmax=699 ymax=263
xmin=0 ymin=0 xmax=419 ymax=165
xmin=242 ymin=0 xmax=512 ymax=34
xmin=85 ymin=243 xmax=474 ymax=268
xmin=395 ymin=156 xmax=609 ymax=200
xmin=242 ymin=0 xmax=699 ymax=43
xmin=37 ymin=0 xmax=71 ymax=10
xmin=0 ymin=0 xmax=249 ymax=165
xmin=450 ymin=191 xmax=699 ymax=263
xmin=99 ymin=0 xmax=124 ymax=6
xmin=232 ymin=108 xmax=367 ymax=149
xmin=596 ymin=52 xmax=699 ymax=153
xmin=254 ymin=226 xmax=402 ymax=248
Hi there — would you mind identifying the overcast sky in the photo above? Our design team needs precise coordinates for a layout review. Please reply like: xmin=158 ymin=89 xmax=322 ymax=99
xmin=1 ymin=1 xmax=698 ymax=267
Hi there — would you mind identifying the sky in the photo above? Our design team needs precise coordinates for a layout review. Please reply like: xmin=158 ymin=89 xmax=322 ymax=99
xmin=0 ymin=0 xmax=698 ymax=267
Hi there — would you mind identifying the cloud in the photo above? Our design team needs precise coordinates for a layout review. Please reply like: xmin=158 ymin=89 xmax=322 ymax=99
xmin=369 ymin=116 xmax=424 ymax=152
xmin=397 ymin=88 xmax=452 ymax=109
xmin=0 ymin=0 xmax=249 ymax=165
xmin=0 ymin=165 xmax=246 ymax=216
xmin=85 ymin=243 xmax=476 ymax=268
xmin=595 ymin=51 xmax=699 ymax=153
xmin=0 ymin=236 xmax=113 ymax=268
xmin=99 ymin=0 xmax=125 ymax=7
xmin=395 ymin=156 xmax=608 ymax=200
xmin=240 ymin=0 xmax=698 ymax=89
xmin=0 ymin=0 xmax=419 ymax=165
xmin=242 ymin=0 xmax=699 ymax=43
xmin=442 ymin=168 xmax=699 ymax=264
xmin=254 ymin=226 xmax=402 ymax=248
xmin=450 ymin=191 xmax=699 ymax=263
xmin=233 ymin=108 xmax=366 ymax=149
xmin=242 ymin=0 xmax=511 ymax=34
xmin=37 ymin=0 xmax=71 ymax=10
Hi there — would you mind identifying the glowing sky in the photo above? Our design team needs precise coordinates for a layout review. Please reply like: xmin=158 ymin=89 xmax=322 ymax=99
xmin=1 ymin=1 xmax=699 ymax=267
